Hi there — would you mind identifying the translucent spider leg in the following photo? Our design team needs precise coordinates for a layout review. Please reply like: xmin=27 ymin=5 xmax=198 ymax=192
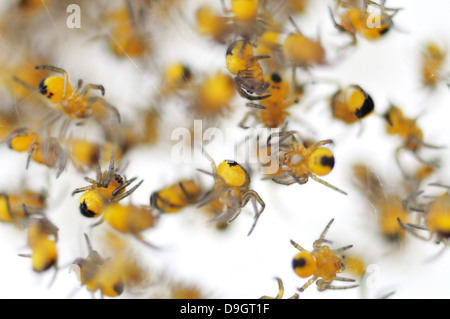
xmin=395 ymin=146 xmax=439 ymax=180
xmin=199 ymin=144 xmax=223 ymax=186
xmin=104 ymin=151 xmax=116 ymax=188
xmin=267 ymin=130 xmax=298 ymax=149
xmin=299 ymin=276 xmax=318 ymax=292
xmin=290 ymin=239 xmax=307 ymax=252
xmin=196 ymin=185 xmax=229 ymax=213
xmin=317 ymin=279 xmax=359 ymax=291
xmin=260 ymin=277 xmax=299 ymax=299
xmin=133 ymin=234 xmax=160 ymax=250
xmin=242 ymin=189 xmax=265 ymax=236
xmin=334 ymin=245 xmax=354 ymax=253
xmin=84 ymin=177 xmax=97 ymax=184
xmin=310 ymin=174 xmax=348 ymax=195
xmin=112 ymin=177 xmax=138 ymax=196
xmin=89 ymin=218 xmax=105 ymax=228
xmin=309 ymin=139 xmax=334 ymax=150
xmin=328 ymin=7 xmax=357 ymax=46
xmin=80 ymin=84 xmax=106 ymax=97
xmin=111 ymin=180 xmax=144 ymax=202
xmin=72 ymin=185 xmax=96 ymax=196
xmin=88 ymin=97 xmax=121 ymax=123
xmin=12 ymin=76 xmax=36 ymax=93
xmin=68 ymin=79 xmax=83 ymax=102
xmin=397 ymin=217 xmax=432 ymax=241
xmin=238 ymin=112 xmax=252 ymax=129
xmin=314 ymin=218 xmax=335 ymax=247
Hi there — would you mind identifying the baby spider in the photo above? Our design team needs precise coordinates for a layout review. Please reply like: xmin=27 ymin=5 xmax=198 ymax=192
xmin=352 ymin=163 xmax=412 ymax=243
xmin=0 ymin=190 xmax=46 ymax=227
xmin=330 ymin=84 xmax=374 ymax=124
xmin=150 ymin=179 xmax=203 ymax=213
xmin=195 ymin=4 xmax=231 ymax=44
xmin=106 ymin=0 xmax=152 ymax=59
xmin=101 ymin=202 xmax=160 ymax=249
xmin=188 ymin=71 xmax=236 ymax=118
xmin=291 ymin=219 xmax=359 ymax=292
xmin=159 ymin=62 xmax=193 ymax=97
xmin=221 ymin=0 xmax=271 ymax=41
xmin=260 ymin=277 xmax=299 ymax=299
xmin=399 ymin=184 xmax=450 ymax=248
xmin=28 ymin=65 xmax=120 ymax=133
xmin=421 ymin=42 xmax=448 ymax=88
xmin=197 ymin=147 xmax=265 ymax=236
xmin=329 ymin=0 xmax=402 ymax=47
xmin=226 ymin=40 xmax=271 ymax=101
xmin=71 ymin=234 xmax=124 ymax=298
xmin=383 ymin=104 xmax=444 ymax=178
xmin=283 ymin=16 xmax=325 ymax=70
xmin=18 ymin=205 xmax=58 ymax=276
xmin=239 ymin=72 xmax=300 ymax=129
xmin=5 ymin=127 xmax=68 ymax=178
xmin=264 ymin=130 xmax=347 ymax=195
xmin=72 ymin=152 xmax=143 ymax=220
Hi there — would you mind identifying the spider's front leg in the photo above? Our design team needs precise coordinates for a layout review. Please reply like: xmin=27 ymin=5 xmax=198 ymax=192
xmin=242 ymin=189 xmax=265 ymax=236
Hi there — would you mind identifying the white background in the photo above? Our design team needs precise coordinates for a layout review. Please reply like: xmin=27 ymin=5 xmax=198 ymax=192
xmin=0 ymin=0 xmax=449 ymax=299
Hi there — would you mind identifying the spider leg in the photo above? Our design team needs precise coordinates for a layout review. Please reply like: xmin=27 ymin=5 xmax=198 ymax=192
xmin=26 ymin=142 xmax=39 ymax=170
xmin=328 ymin=6 xmax=347 ymax=33
xmin=260 ymin=277 xmax=285 ymax=299
xmin=246 ymin=102 xmax=266 ymax=109
xmin=95 ymin=160 xmax=103 ymax=187
xmin=290 ymin=239 xmax=307 ymax=252
xmin=58 ymin=118 xmax=71 ymax=141
xmin=12 ymin=76 xmax=36 ymax=92
xmin=310 ymin=139 xmax=334 ymax=149
xmin=104 ymin=151 xmax=116 ymax=188
xmin=212 ymin=205 xmax=241 ymax=226
xmin=334 ymin=245 xmax=353 ymax=253
xmin=402 ymin=190 xmax=425 ymax=212
xmin=424 ymin=242 xmax=448 ymax=263
xmin=273 ymin=277 xmax=284 ymax=299
xmin=81 ymin=83 xmax=105 ymax=97
xmin=45 ymin=138 xmax=67 ymax=178
xmin=234 ymin=76 xmax=271 ymax=100
xmin=89 ymin=218 xmax=104 ymax=228
xmin=271 ymin=176 xmax=298 ymax=185
xmin=334 ymin=276 xmax=356 ymax=282
xmin=133 ymin=234 xmax=160 ymax=250
xmin=72 ymin=185 xmax=96 ymax=196
xmin=88 ymin=96 xmax=121 ymax=123
xmin=314 ymin=218 xmax=335 ymax=248
xmin=242 ymin=189 xmax=265 ymax=236
xmin=235 ymin=81 xmax=271 ymax=100
xmin=288 ymin=16 xmax=302 ymax=34
xmin=197 ymin=186 xmax=226 ymax=209
xmin=310 ymin=174 xmax=348 ymax=195
xmin=238 ymin=111 xmax=256 ymax=130
xmin=197 ymin=169 xmax=213 ymax=176
xmin=317 ymin=281 xmax=359 ymax=291
xmin=84 ymin=177 xmax=97 ymax=184
xmin=199 ymin=145 xmax=224 ymax=186
xmin=397 ymin=217 xmax=432 ymax=241
xmin=112 ymin=180 xmax=144 ymax=202
xmin=298 ymin=276 xmax=317 ymax=292
xmin=112 ymin=177 xmax=138 ymax=196
xmin=43 ymin=113 xmax=62 ymax=138
xmin=69 ymin=79 xmax=83 ymax=102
